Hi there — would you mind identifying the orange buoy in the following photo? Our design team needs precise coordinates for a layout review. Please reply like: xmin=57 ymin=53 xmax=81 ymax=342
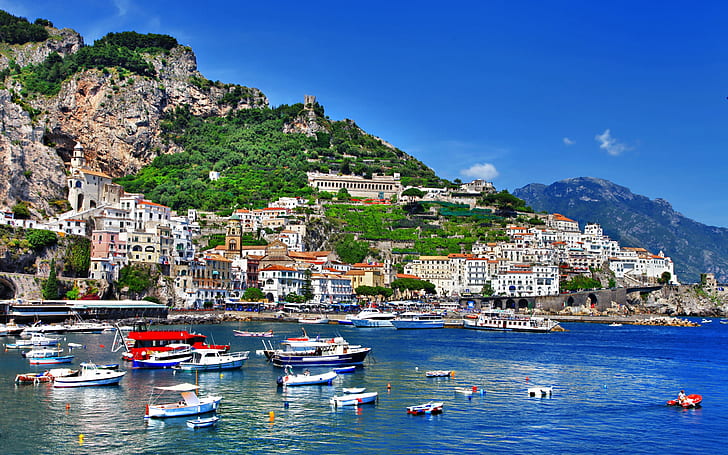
xmin=387 ymin=383 xmax=391 ymax=390
xmin=269 ymin=411 xmax=275 ymax=422
xmin=472 ymin=386 xmax=478 ymax=392
xmin=66 ymin=403 xmax=71 ymax=410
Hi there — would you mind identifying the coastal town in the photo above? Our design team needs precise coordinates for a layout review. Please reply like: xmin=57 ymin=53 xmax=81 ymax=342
xmin=1 ymin=141 xmax=678 ymax=314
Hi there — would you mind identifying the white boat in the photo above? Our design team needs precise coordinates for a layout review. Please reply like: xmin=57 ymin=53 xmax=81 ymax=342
xmin=462 ymin=309 xmax=560 ymax=333
xmin=16 ymin=333 xmax=61 ymax=347
xmin=425 ymin=370 xmax=454 ymax=378
xmin=53 ymin=364 xmax=126 ymax=387
xmin=132 ymin=343 xmax=194 ymax=368
xmin=187 ymin=416 xmax=220 ymax=429
xmin=609 ymin=323 xmax=623 ymax=327
xmin=145 ymin=383 xmax=222 ymax=418
xmin=350 ymin=309 xmax=397 ymax=328
xmin=701 ymin=319 xmax=712 ymax=324
xmin=391 ymin=312 xmax=444 ymax=329
xmin=276 ymin=365 xmax=337 ymax=386
xmin=330 ymin=391 xmax=378 ymax=407
xmin=175 ymin=349 xmax=250 ymax=371
xmin=22 ymin=347 xmax=63 ymax=358
xmin=298 ymin=316 xmax=330 ymax=324
xmin=29 ymin=355 xmax=74 ymax=365
xmin=233 ymin=329 xmax=274 ymax=337
xmin=407 ymin=401 xmax=444 ymax=415
xmin=342 ymin=387 xmax=366 ymax=394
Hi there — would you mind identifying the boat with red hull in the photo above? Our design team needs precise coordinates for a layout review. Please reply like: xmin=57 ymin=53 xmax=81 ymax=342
xmin=113 ymin=322 xmax=229 ymax=361
xmin=667 ymin=394 xmax=703 ymax=408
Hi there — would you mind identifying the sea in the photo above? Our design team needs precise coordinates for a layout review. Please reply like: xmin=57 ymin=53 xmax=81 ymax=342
xmin=1 ymin=318 xmax=727 ymax=455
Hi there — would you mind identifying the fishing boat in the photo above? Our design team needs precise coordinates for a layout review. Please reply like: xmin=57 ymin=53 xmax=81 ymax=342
xmin=186 ymin=416 xmax=220 ymax=429
xmin=462 ymin=309 xmax=560 ymax=333
xmin=233 ymin=329 xmax=274 ymax=337
xmin=350 ymin=309 xmax=397 ymax=328
xmin=29 ymin=354 xmax=74 ymax=365
xmin=391 ymin=312 xmax=444 ymax=329
xmin=425 ymin=370 xmax=454 ymax=378
xmin=15 ymin=371 xmax=54 ymax=384
xmin=175 ymin=349 xmax=250 ymax=371
xmin=330 ymin=391 xmax=378 ymax=407
xmin=144 ymin=383 xmax=222 ymax=418
xmin=53 ymin=363 xmax=126 ymax=387
xmin=113 ymin=321 xmax=228 ymax=362
xmin=667 ymin=394 xmax=702 ymax=408
xmin=9 ymin=333 xmax=61 ymax=348
xmin=276 ymin=365 xmax=338 ymax=386
xmin=407 ymin=401 xmax=444 ymax=415
xmin=131 ymin=344 xmax=194 ymax=369
xmin=261 ymin=336 xmax=371 ymax=367
xmin=609 ymin=323 xmax=623 ymax=327
xmin=22 ymin=347 xmax=63 ymax=359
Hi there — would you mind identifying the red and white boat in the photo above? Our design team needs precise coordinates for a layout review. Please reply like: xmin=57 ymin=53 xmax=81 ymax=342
xmin=233 ymin=329 xmax=274 ymax=337
xmin=407 ymin=401 xmax=444 ymax=415
xmin=667 ymin=394 xmax=702 ymax=408
xmin=113 ymin=322 xmax=229 ymax=361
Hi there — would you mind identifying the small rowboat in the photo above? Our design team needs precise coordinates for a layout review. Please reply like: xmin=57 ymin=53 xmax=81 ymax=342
xmin=407 ymin=401 xmax=444 ymax=415
xmin=15 ymin=372 xmax=54 ymax=384
xmin=28 ymin=355 xmax=74 ymax=365
xmin=667 ymin=394 xmax=702 ymax=408
xmin=342 ymin=387 xmax=366 ymax=394
xmin=186 ymin=416 xmax=220 ymax=429
xmin=330 ymin=391 xmax=378 ymax=407
xmin=425 ymin=370 xmax=453 ymax=377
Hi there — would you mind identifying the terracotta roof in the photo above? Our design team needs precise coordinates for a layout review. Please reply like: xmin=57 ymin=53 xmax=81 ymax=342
xmin=261 ymin=265 xmax=297 ymax=272
xmin=80 ymin=168 xmax=113 ymax=179
xmin=396 ymin=273 xmax=421 ymax=280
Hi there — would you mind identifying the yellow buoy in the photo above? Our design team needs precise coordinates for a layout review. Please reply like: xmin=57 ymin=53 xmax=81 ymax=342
xmin=268 ymin=411 xmax=275 ymax=422
xmin=78 ymin=434 xmax=84 ymax=445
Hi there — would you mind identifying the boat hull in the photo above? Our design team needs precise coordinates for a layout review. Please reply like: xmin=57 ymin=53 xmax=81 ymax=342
xmin=391 ymin=320 xmax=444 ymax=329
xmin=176 ymin=359 xmax=245 ymax=371
xmin=29 ymin=355 xmax=74 ymax=365
xmin=187 ymin=416 xmax=219 ymax=429
xmin=146 ymin=397 xmax=222 ymax=418
xmin=132 ymin=357 xmax=192 ymax=369
xmin=352 ymin=319 xmax=394 ymax=328
xmin=271 ymin=348 xmax=370 ymax=367
xmin=462 ymin=318 xmax=558 ymax=333
xmin=330 ymin=392 xmax=378 ymax=407
xmin=277 ymin=370 xmax=337 ymax=386
xmin=53 ymin=371 xmax=126 ymax=388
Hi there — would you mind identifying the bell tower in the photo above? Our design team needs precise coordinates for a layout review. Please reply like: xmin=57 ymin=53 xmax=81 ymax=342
xmin=70 ymin=141 xmax=86 ymax=170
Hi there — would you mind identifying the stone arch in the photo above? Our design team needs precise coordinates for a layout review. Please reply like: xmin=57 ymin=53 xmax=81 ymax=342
xmin=76 ymin=193 xmax=84 ymax=210
xmin=266 ymin=292 xmax=275 ymax=302
xmin=587 ymin=293 xmax=598 ymax=308
xmin=0 ymin=276 xmax=16 ymax=299
xmin=517 ymin=298 xmax=529 ymax=309
xmin=506 ymin=299 xmax=516 ymax=309
xmin=567 ymin=296 xmax=576 ymax=306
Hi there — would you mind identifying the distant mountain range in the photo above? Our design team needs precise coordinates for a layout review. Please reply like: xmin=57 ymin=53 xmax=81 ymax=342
xmin=513 ymin=177 xmax=728 ymax=283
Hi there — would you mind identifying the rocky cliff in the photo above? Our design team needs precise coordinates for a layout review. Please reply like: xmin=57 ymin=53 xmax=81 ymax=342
xmin=0 ymin=25 xmax=268 ymax=218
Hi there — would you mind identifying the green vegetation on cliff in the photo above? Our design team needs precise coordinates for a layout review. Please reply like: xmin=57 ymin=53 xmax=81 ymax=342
xmin=0 ymin=11 xmax=49 ymax=45
xmin=115 ymin=103 xmax=447 ymax=211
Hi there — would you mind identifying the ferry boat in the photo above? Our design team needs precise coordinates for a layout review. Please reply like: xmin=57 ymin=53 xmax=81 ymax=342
xmin=350 ymin=309 xmax=397 ymax=328
xmin=113 ymin=321 xmax=229 ymax=362
xmin=462 ymin=309 xmax=560 ymax=333
xmin=391 ymin=312 xmax=444 ymax=329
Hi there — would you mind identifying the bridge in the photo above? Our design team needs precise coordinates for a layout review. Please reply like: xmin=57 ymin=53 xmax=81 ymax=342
xmin=0 ymin=272 xmax=43 ymax=300
xmin=458 ymin=288 xmax=631 ymax=313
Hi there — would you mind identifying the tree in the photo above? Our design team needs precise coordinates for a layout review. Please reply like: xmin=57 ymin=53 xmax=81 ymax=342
xmin=243 ymin=287 xmax=265 ymax=301
xmin=402 ymin=187 xmax=425 ymax=199
xmin=336 ymin=187 xmax=351 ymax=201
xmin=301 ymin=269 xmax=314 ymax=302
xmin=42 ymin=259 xmax=59 ymax=300
xmin=658 ymin=271 xmax=672 ymax=285
xmin=11 ymin=201 xmax=31 ymax=219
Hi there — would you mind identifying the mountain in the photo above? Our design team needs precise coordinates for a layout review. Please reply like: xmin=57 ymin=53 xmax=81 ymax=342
xmin=513 ymin=177 xmax=728 ymax=283
xmin=0 ymin=11 xmax=445 ymax=217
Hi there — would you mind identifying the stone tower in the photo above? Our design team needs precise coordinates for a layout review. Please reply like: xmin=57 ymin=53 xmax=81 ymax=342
xmin=70 ymin=141 xmax=85 ymax=170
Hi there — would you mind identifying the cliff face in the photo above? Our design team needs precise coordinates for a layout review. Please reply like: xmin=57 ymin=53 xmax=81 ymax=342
xmin=0 ymin=27 xmax=268 ymax=217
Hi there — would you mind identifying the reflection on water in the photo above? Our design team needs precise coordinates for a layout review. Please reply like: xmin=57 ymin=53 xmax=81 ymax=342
xmin=0 ymin=320 xmax=727 ymax=454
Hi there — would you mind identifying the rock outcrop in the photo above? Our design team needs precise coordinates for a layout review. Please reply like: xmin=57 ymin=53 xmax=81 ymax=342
xmin=0 ymin=26 xmax=268 ymax=218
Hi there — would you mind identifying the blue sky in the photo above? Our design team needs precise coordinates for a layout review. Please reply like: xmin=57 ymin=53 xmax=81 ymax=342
xmin=4 ymin=0 xmax=728 ymax=227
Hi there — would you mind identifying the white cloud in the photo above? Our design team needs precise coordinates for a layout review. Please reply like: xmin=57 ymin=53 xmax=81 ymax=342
xmin=461 ymin=163 xmax=499 ymax=180
xmin=595 ymin=129 xmax=629 ymax=156
xmin=563 ymin=137 xmax=575 ymax=146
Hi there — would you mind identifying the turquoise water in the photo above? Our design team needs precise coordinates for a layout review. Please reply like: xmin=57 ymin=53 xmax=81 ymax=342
xmin=1 ymin=320 xmax=727 ymax=454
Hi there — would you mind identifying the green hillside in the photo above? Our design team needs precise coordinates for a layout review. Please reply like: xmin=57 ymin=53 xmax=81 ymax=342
xmin=116 ymin=102 xmax=448 ymax=211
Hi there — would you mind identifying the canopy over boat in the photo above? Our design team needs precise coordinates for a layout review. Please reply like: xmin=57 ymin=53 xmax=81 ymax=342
xmin=154 ymin=383 xmax=199 ymax=392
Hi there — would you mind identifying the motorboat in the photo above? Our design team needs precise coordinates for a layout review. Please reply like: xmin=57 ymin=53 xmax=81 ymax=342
xmin=350 ymin=309 xmax=397 ymax=328
xmin=80 ymin=362 xmax=119 ymax=370
xmin=391 ymin=312 xmax=444 ymax=329
xmin=29 ymin=355 xmax=74 ymax=365
xmin=407 ymin=401 xmax=444 ymax=415
xmin=276 ymin=365 xmax=337 ymax=386
xmin=342 ymin=387 xmax=366 ymax=394
xmin=667 ymin=394 xmax=702 ymax=408
xmin=113 ymin=321 xmax=229 ymax=362
xmin=131 ymin=343 xmax=194 ymax=369
xmin=701 ymin=319 xmax=712 ymax=324
xmin=53 ymin=363 xmax=126 ymax=387
xmin=22 ymin=347 xmax=63 ymax=359
xmin=16 ymin=368 xmax=79 ymax=384
xmin=426 ymin=370 xmax=454 ymax=378
xmin=330 ymin=391 xmax=378 ymax=407
xmin=145 ymin=383 xmax=222 ymax=418
xmin=175 ymin=349 xmax=250 ymax=371
xmin=261 ymin=336 xmax=371 ymax=367
xmin=462 ymin=309 xmax=560 ymax=333
xmin=233 ymin=329 xmax=273 ymax=337
xmin=187 ymin=416 xmax=220 ymax=429
xmin=11 ymin=333 xmax=61 ymax=347
xmin=609 ymin=323 xmax=623 ymax=327
xmin=455 ymin=386 xmax=479 ymax=395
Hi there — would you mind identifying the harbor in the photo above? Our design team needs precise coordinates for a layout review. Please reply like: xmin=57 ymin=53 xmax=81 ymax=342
xmin=1 ymin=318 xmax=726 ymax=454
